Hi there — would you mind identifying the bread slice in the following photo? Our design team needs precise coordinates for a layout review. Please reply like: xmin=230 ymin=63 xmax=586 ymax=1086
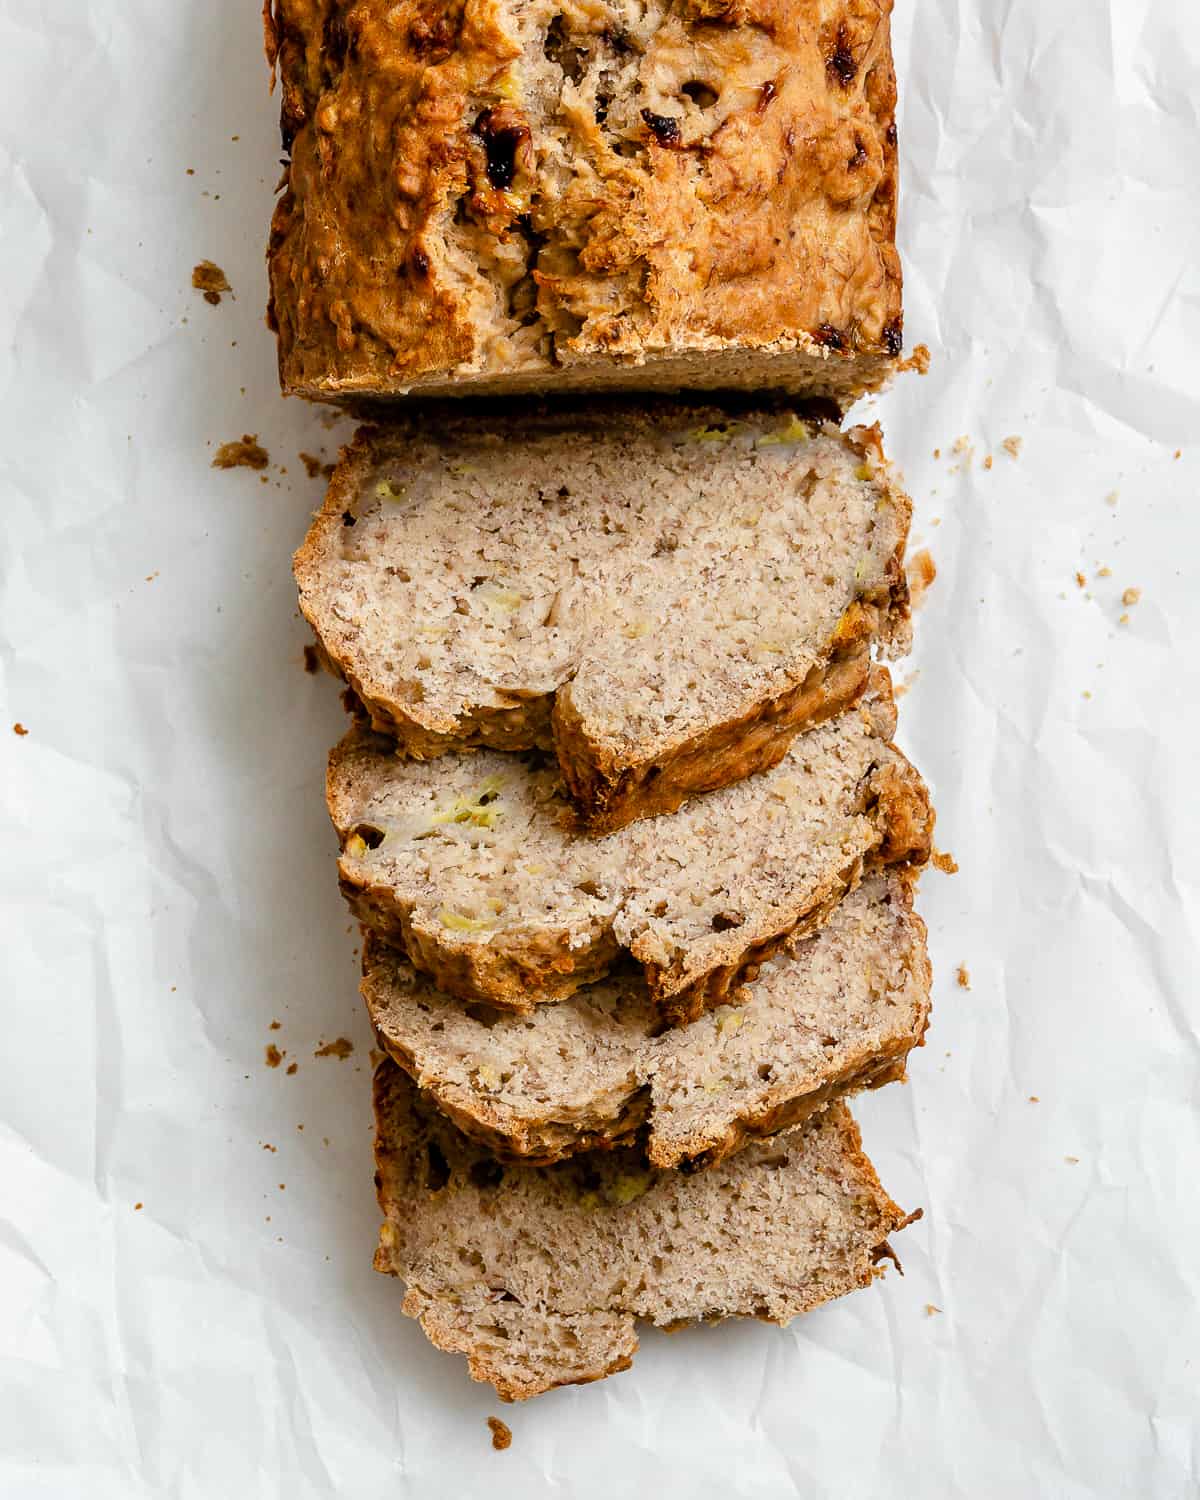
xmin=296 ymin=404 xmax=912 ymax=833
xmin=365 ymin=871 xmax=930 ymax=1169
xmin=265 ymin=1 xmax=901 ymax=405
xmin=374 ymin=1058 xmax=914 ymax=1400
xmin=329 ymin=671 xmax=932 ymax=1024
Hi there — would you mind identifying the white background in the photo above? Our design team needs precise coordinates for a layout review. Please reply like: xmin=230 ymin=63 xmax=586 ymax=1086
xmin=2 ymin=2 xmax=1198 ymax=1495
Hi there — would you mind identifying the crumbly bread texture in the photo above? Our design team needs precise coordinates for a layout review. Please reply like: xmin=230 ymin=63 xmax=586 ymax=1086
xmin=264 ymin=0 xmax=901 ymax=403
xmin=365 ymin=871 xmax=930 ymax=1167
xmin=329 ymin=671 xmax=932 ymax=1023
xmin=297 ymin=404 xmax=912 ymax=831
xmin=374 ymin=1058 xmax=912 ymax=1400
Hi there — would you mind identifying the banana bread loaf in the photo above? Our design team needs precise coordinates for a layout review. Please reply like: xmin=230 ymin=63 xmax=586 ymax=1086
xmin=297 ymin=403 xmax=912 ymax=831
xmin=374 ymin=1058 xmax=914 ymax=1399
xmin=264 ymin=0 xmax=902 ymax=402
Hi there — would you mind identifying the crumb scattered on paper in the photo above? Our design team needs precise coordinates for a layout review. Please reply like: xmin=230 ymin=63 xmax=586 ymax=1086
xmin=1002 ymin=435 xmax=1023 ymax=460
xmin=134 ymin=1202 xmax=143 ymax=1211
xmin=924 ymin=1304 xmax=941 ymax=1317
xmin=908 ymin=549 xmax=937 ymax=608
xmin=932 ymin=850 xmax=958 ymax=875
xmin=1029 ymin=1096 xmax=1040 ymax=1103
xmin=265 ymin=1045 xmax=284 ymax=1068
xmin=300 ymin=451 xmax=335 ymax=480
xmin=1098 ymin=567 xmax=1111 ymax=578
xmin=12 ymin=723 xmax=28 ymax=736
xmin=286 ymin=1062 xmax=298 ymax=1075
xmin=1075 ymin=572 xmax=1086 ymax=589
xmin=269 ymin=1020 xmax=281 ymax=1031
xmin=487 ymin=1417 xmax=513 ymax=1451
xmin=213 ymin=435 xmax=269 ymax=471
xmin=1122 ymin=587 xmax=1141 ymax=606
xmin=1105 ymin=490 xmax=1119 ymax=507
xmin=262 ymin=1143 xmax=277 ymax=1153
xmin=948 ymin=436 xmax=975 ymax=474
xmin=899 ymin=343 xmax=931 ymax=375
xmin=303 ymin=644 xmax=320 ymax=674
xmin=192 ymin=260 xmax=232 ymax=305
xmin=956 ymin=965 xmax=971 ymax=990
xmin=983 ymin=454 xmax=993 ymax=471
xmin=315 ymin=1038 xmax=354 ymax=1061
xmin=1064 ymin=1156 xmax=1080 ymax=1165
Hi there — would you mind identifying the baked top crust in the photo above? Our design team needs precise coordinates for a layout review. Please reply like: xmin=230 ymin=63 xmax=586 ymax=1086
xmin=265 ymin=0 xmax=901 ymax=398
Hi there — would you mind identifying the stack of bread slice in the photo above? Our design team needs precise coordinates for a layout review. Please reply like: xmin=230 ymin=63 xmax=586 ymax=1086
xmin=268 ymin=0 xmax=934 ymax=1401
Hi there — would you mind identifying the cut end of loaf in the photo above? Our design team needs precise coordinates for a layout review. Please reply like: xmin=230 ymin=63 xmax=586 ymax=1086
xmin=372 ymin=1059 xmax=912 ymax=1399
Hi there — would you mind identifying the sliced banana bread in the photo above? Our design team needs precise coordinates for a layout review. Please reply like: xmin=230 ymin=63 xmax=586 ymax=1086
xmin=374 ymin=1059 xmax=913 ymax=1400
xmin=365 ymin=871 xmax=929 ymax=1168
xmin=265 ymin=1 xmax=901 ymax=403
xmin=329 ymin=671 xmax=932 ymax=1024
xmin=297 ymin=404 xmax=911 ymax=832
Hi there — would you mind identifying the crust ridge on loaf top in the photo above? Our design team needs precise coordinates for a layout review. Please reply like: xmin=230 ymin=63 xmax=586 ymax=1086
xmin=364 ymin=869 xmax=931 ymax=1168
xmin=329 ymin=669 xmax=933 ymax=1023
xmin=296 ymin=402 xmax=912 ymax=831
xmin=265 ymin=0 xmax=901 ymax=403
xmin=373 ymin=1059 xmax=912 ymax=1400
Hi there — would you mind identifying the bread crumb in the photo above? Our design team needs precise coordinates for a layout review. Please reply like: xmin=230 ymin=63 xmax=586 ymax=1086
xmin=269 ymin=1020 xmax=281 ymax=1031
xmin=1029 ymin=1095 xmax=1039 ymax=1103
xmin=924 ymin=1303 xmax=941 ymax=1317
xmin=899 ymin=344 xmax=931 ymax=375
xmin=315 ymin=1037 xmax=354 ymax=1060
xmin=145 ymin=570 xmax=159 ymax=582
xmin=278 ymin=1183 xmax=286 ymax=1191
xmin=1174 ymin=449 xmax=1181 ymax=460
xmin=286 ymin=1062 xmax=298 ymax=1075
xmin=299 ymin=452 xmax=326 ymax=479
xmin=1082 ymin=690 xmax=1092 ymax=700
xmin=1119 ymin=613 xmax=1130 ymax=625
xmin=265 ymin=1045 xmax=284 ymax=1068
xmin=1097 ymin=567 xmax=1111 ymax=578
xmin=1064 ymin=1156 xmax=1079 ymax=1165
xmin=1122 ymin=587 xmax=1141 ymax=606
xmin=303 ymin=644 xmax=320 ymax=674
xmin=982 ymin=454 xmax=993 ymax=471
xmin=262 ymin=1143 xmax=276 ymax=1152
xmin=213 ymin=435 xmax=269 ymax=471
xmin=192 ymin=261 xmax=231 ymax=305
xmin=1074 ymin=572 xmax=1086 ymax=589
xmin=134 ymin=1202 xmax=143 ymax=1211
xmin=1105 ymin=490 xmax=1119 ymax=507
xmin=932 ymin=447 xmax=941 ymax=460
xmin=907 ymin=549 xmax=936 ymax=608
xmin=1002 ymin=436 xmax=1023 ymax=460
xmin=956 ymin=964 xmax=970 ymax=990
xmin=487 ymin=1416 xmax=512 ymax=1451
xmin=931 ymin=850 xmax=958 ymax=875
xmin=12 ymin=723 xmax=27 ymax=736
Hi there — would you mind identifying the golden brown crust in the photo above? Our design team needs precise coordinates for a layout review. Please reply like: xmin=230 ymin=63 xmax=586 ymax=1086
xmin=266 ymin=0 xmax=902 ymax=401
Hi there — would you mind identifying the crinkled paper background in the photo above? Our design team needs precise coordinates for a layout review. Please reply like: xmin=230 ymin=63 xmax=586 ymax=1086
xmin=1 ymin=2 xmax=1198 ymax=1495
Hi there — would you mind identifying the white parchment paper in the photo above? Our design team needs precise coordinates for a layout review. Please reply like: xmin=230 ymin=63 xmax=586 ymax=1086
xmin=2 ymin=2 xmax=1198 ymax=1495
